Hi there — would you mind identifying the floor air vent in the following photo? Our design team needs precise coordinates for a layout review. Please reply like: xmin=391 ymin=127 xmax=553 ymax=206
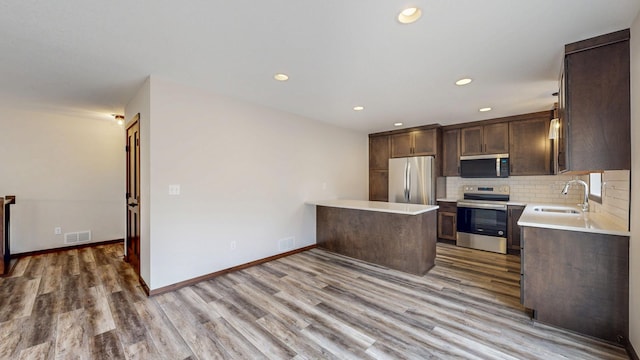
xmin=64 ymin=231 xmax=92 ymax=244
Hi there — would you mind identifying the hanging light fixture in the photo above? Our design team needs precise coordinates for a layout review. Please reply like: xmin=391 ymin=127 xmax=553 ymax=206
xmin=114 ymin=115 xmax=125 ymax=126
xmin=549 ymin=118 xmax=560 ymax=139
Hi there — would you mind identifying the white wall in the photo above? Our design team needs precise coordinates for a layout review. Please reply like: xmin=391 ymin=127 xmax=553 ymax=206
xmin=128 ymin=76 xmax=368 ymax=290
xmin=0 ymin=106 xmax=125 ymax=253
xmin=629 ymin=14 xmax=640 ymax=354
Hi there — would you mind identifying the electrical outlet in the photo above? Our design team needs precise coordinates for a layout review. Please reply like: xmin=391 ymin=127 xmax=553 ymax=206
xmin=169 ymin=184 xmax=181 ymax=195
xmin=230 ymin=241 xmax=237 ymax=251
xmin=54 ymin=227 xmax=62 ymax=235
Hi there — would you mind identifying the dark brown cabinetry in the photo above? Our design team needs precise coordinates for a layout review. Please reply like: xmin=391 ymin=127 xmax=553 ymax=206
xmin=369 ymin=125 xmax=442 ymax=201
xmin=442 ymin=129 xmax=460 ymax=176
xmin=369 ymin=135 xmax=390 ymax=201
xmin=437 ymin=201 xmax=457 ymax=242
xmin=391 ymin=128 xmax=437 ymax=158
xmin=1 ymin=196 xmax=16 ymax=275
xmin=506 ymin=205 xmax=524 ymax=254
xmin=460 ymin=122 xmax=509 ymax=156
xmin=558 ymin=29 xmax=630 ymax=172
xmin=509 ymin=114 xmax=552 ymax=176
xmin=521 ymin=226 xmax=629 ymax=343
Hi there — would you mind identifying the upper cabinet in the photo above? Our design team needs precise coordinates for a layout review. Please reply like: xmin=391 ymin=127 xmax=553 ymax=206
xmin=460 ymin=122 xmax=509 ymax=156
xmin=442 ymin=128 xmax=460 ymax=176
xmin=558 ymin=29 xmax=630 ymax=172
xmin=509 ymin=114 xmax=552 ymax=176
xmin=369 ymin=135 xmax=390 ymax=201
xmin=391 ymin=128 xmax=437 ymax=158
xmin=370 ymin=135 xmax=390 ymax=171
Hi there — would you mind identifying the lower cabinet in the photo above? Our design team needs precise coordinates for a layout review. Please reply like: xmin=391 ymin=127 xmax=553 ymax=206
xmin=507 ymin=205 xmax=524 ymax=255
xmin=521 ymin=226 xmax=629 ymax=343
xmin=437 ymin=201 xmax=457 ymax=242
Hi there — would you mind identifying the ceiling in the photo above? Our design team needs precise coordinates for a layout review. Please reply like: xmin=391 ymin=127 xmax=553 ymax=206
xmin=1 ymin=1 xmax=639 ymax=133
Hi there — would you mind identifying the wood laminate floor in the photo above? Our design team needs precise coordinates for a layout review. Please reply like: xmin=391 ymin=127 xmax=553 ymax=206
xmin=0 ymin=243 xmax=629 ymax=359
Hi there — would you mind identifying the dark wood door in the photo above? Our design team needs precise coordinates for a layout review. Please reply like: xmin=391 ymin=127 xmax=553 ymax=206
xmin=126 ymin=115 xmax=141 ymax=277
xmin=509 ymin=117 xmax=551 ymax=176
xmin=507 ymin=205 xmax=525 ymax=254
xmin=369 ymin=135 xmax=389 ymax=201
xmin=0 ymin=198 xmax=5 ymax=275
xmin=484 ymin=122 xmax=509 ymax=154
xmin=557 ymin=70 xmax=568 ymax=172
xmin=565 ymin=36 xmax=630 ymax=171
xmin=437 ymin=201 xmax=457 ymax=241
xmin=412 ymin=129 xmax=437 ymax=156
xmin=390 ymin=133 xmax=412 ymax=158
xmin=369 ymin=135 xmax=390 ymax=170
xmin=442 ymin=129 xmax=460 ymax=176
xmin=460 ymin=126 xmax=483 ymax=156
xmin=522 ymin=227 xmax=629 ymax=343
xmin=369 ymin=171 xmax=389 ymax=201
xmin=437 ymin=212 xmax=457 ymax=241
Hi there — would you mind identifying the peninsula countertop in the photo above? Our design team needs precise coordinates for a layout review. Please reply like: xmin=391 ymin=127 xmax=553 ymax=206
xmin=518 ymin=203 xmax=630 ymax=237
xmin=307 ymin=199 xmax=439 ymax=216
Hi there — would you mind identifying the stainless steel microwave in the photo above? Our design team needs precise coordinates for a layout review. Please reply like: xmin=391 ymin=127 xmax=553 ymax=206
xmin=460 ymin=154 xmax=509 ymax=178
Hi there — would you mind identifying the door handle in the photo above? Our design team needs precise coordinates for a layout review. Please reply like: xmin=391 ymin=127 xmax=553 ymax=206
xmin=404 ymin=162 xmax=410 ymax=202
xmin=128 ymin=202 xmax=138 ymax=207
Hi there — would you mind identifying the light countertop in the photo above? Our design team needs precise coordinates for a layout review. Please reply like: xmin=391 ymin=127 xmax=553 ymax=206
xmin=307 ymin=199 xmax=438 ymax=215
xmin=518 ymin=204 xmax=630 ymax=236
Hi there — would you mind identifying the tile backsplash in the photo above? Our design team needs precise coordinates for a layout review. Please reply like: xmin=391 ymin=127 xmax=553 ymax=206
xmin=445 ymin=171 xmax=630 ymax=230
xmin=446 ymin=175 xmax=587 ymax=205
xmin=589 ymin=170 xmax=630 ymax=229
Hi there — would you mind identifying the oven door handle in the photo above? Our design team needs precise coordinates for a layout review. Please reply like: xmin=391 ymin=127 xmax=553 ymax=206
xmin=457 ymin=202 xmax=507 ymax=211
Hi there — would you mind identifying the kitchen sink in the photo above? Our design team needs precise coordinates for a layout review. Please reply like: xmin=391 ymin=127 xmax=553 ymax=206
xmin=532 ymin=206 xmax=581 ymax=214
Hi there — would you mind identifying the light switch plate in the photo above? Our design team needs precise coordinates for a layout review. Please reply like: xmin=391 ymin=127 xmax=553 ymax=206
xmin=169 ymin=184 xmax=181 ymax=195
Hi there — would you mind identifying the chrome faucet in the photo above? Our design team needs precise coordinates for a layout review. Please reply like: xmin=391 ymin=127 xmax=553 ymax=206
xmin=561 ymin=179 xmax=589 ymax=212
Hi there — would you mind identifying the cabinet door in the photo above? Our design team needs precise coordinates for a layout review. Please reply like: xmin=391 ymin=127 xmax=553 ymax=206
xmin=369 ymin=135 xmax=390 ymax=170
xmin=484 ymin=122 xmax=509 ymax=154
xmin=460 ymin=126 xmax=484 ymax=156
xmin=437 ymin=211 xmax=457 ymax=241
xmin=442 ymin=129 xmax=460 ymax=176
xmin=507 ymin=205 xmax=525 ymax=254
xmin=412 ymin=129 xmax=437 ymax=156
xmin=566 ymin=39 xmax=630 ymax=171
xmin=390 ymin=133 xmax=412 ymax=158
xmin=369 ymin=170 xmax=388 ymax=201
xmin=509 ymin=118 xmax=551 ymax=176
xmin=557 ymin=69 xmax=568 ymax=173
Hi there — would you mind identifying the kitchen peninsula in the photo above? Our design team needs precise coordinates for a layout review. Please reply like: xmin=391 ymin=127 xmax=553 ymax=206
xmin=308 ymin=200 xmax=438 ymax=275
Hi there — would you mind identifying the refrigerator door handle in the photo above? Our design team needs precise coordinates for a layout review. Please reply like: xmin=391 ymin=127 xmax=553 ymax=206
xmin=404 ymin=162 xmax=411 ymax=202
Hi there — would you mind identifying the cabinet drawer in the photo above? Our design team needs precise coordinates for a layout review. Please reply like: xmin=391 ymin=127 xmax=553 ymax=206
xmin=437 ymin=201 xmax=457 ymax=213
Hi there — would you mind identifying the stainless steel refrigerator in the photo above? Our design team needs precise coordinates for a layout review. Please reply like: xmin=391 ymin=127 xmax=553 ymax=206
xmin=388 ymin=156 xmax=435 ymax=205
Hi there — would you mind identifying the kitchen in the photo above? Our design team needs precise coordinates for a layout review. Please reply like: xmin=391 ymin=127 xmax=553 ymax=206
xmin=310 ymin=28 xmax=632 ymax=353
xmin=1 ymin=1 xmax=640 ymax=359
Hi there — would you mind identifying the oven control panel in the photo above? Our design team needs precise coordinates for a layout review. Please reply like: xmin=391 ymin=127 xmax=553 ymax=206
xmin=462 ymin=185 xmax=510 ymax=195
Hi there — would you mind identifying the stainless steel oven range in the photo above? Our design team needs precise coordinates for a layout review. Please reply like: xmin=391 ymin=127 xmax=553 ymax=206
xmin=456 ymin=185 xmax=510 ymax=254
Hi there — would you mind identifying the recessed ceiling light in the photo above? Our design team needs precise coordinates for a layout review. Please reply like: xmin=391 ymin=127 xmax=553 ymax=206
xmin=455 ymin=78 xmax=473 ymax=86
xmin=394 ymin=122 xmax=404 ymax=127
xmin=479 ymin=107 xmax=492 ymax=112
xmin=353 ymin=106 xmax=364 ymax=111
xmin=398 ymin=7 xmax=422 ymax=24
xmin=274 ymin=73 xmax=289 ymax=81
